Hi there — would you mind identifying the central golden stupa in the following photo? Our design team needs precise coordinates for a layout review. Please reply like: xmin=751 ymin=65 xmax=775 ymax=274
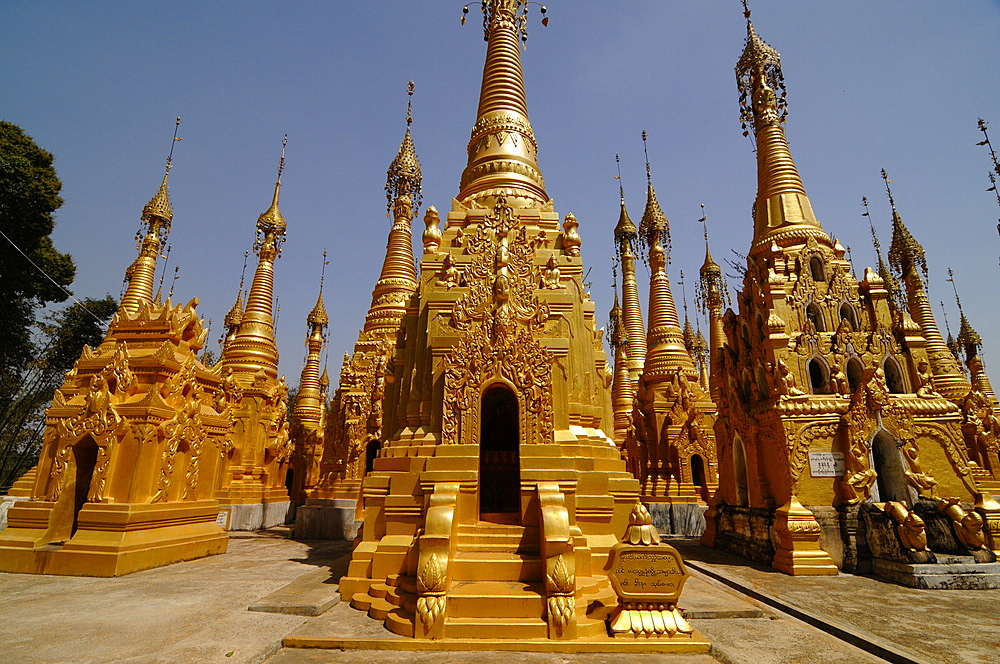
xmin=319 ymin=1 xmax=705 ymax=649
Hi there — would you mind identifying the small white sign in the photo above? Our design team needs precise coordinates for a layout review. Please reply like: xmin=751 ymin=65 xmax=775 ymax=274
xmin=216 ymin=511 xmax=229 ymax=528
xmin=809 ymin=452 xmax=845 ymax=477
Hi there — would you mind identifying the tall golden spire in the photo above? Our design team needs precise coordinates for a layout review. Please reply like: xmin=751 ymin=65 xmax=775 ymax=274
xmin=609 ymin=293 xmax=634 ymax=444
xmin=639 ymin=137 xmax=695 ymax=382
xmin=295 ymin=264 xmax=329 ymax=425
xmin=697 ymin=208 xmax=727 ymax=402
xmin=735 ymin=7 xmax=825 ymax=255
xmin=223 ymin=136 xmax=287 ymax=379
xmin=365 ymin=84 xmax=421 ymax=335
xmin=120 ymin=117 xmax=181 ymax=315
xmin=457 ymin=0 xmax=548 ymax=208
xmin=613 ymin=155 xmax=646 ymax=387
xmin=881 ymin=171 xmax=969 ymax=400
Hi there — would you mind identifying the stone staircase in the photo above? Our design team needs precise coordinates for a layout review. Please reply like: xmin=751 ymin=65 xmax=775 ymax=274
xmin=351 ymin=520 xmax=618 ymax=639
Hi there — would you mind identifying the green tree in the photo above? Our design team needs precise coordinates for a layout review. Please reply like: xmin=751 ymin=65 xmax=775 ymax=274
xmin=0 ymin=121 xmax=75 ymax=409
xmin=0 ymin=296 xmax=117 ymax=489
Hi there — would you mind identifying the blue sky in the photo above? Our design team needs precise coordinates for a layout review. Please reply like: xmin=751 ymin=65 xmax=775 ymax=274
xmin=3 ymin=1 xmax=1000 ymax=384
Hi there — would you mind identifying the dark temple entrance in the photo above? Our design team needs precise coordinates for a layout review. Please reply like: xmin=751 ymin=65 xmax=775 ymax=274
xmin=479 ymin=384 xmax=520 ymax=520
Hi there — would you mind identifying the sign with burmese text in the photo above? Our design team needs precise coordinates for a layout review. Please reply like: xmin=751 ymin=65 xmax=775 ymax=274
xmin=808 ymin=452 xmax=845 ymax=478
xmin=607 ymin=544 xmax=688 ymax=603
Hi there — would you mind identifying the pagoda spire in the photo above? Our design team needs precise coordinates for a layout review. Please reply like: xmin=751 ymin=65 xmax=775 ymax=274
xmin=223 ymin=136 xmax=287 ymax=379
xmin=613 ymin=154 xmax=646 ymax=387
xmin=881 ymin=170 xmax=969 ymax=400
xmin=294 ymin=270 xmax=329 ymax=425
xmin=698 ymin=208 xmax=727 ymax=402
xmin=609 ymin=293 xmax=635 ymax=444
xmin=735 ymin=7 xmax=826 ymax=255
xmin=120 ymin=117 xmax=181 ymax=315
xmin=949 ymin=269 xmax=998 ymax=405
xmin=457 ymin=0 xmax=548 ymax=208
xmin=365 ymin=83 xmax=421 ymax=336
xmin=639 ymin=136 xmax=695 ymax=382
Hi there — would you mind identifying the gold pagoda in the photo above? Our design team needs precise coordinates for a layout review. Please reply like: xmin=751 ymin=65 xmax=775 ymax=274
xmin=288 ymin=284 xmax=329 ymax=507
xmin=0 ymin=145 xmax=231 ymax=576
xmin=700 ymin=9 xmax=1000 ymax=585
xmin=214 ymin=143 xmax=295 ymax=530
xmin=611 ymin=147 xmax=719 ymax=535
xmin=308 ymin=1 xmax=707 ymax=649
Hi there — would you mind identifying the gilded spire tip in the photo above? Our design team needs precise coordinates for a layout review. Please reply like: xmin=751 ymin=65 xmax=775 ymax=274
xmin=638 ymin=132 xmax=669 ymax=251
xmin=387 ymin=81 xmax=423 ymax=215
xmin=256 ymin=137 xmax=288 ymax=252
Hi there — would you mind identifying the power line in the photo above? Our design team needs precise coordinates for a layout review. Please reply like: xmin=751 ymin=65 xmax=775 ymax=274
xmin=0 ymin=227 xmax=107 ymax=323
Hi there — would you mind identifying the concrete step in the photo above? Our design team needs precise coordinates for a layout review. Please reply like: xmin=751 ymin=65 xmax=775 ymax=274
xmin=444 ymin=616 xmax=549 ymax=639
xmin=446 ymin=580 xmax=546 ymax=618
xmin=451 ymin=551 xmax=543 ymax=582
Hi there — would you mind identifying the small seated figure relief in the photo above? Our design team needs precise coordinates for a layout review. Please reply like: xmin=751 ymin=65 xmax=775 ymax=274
xmin=774 ymin=359 xmax=806 ymax=399
xmin=453 ymin=227 xmax=465 ymax=247
xmin=915 ymin=360 xmax=940 ymax=399
xmin=436 ymin=254 xmax=463 ymax=289
xmin=830 ymin=363 xmax=849 ymax=395
xmin=541 ymin=255 xmax=563 ymax=289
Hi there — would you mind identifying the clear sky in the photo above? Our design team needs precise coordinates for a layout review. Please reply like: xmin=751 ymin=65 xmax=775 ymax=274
xmin=3 ymin=1 xmax=1000 ymax=386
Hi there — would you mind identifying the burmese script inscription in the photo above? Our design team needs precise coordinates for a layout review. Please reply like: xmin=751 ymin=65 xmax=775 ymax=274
xmin=608 ymin=547 xmax=687 ymax=602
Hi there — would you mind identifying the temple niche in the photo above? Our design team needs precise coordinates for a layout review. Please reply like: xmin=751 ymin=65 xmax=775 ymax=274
xmin=698 ymin=10 xmax=1000 ymax=586
xmin=0 ymin=155 xmax=231 ymax=576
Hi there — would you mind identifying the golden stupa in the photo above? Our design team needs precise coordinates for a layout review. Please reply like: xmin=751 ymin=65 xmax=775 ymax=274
xmin=699 ymin=10 xmax=1000 ymax=585
xmin=214 ymin=142 xmax=295 ymax=530
xmin=298 ymin=1 xmax=709 ymax=649
xmin=610 ymin=147 xmax=719 ymax=534
xmin=0 ymin=140 xmax=231 ymax=576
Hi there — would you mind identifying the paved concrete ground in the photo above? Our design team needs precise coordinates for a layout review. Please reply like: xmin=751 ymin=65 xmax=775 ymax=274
xmin=672 ymin=540 xmax=1000 ymax=664
xmin=0 ymin=534 xmax=351 ymax=664
xmin=1 ymin=533 xmax=998 ymax=664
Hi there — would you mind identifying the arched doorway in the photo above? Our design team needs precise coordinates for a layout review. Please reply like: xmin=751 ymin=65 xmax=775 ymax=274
xmin=871 ymin=432 xmax=909 ymax=504
xmin=733 ymin=437 xmax=749 ymax=506
xmin=364 ymin=440 xmax=381 ymax=474
xmin=883 ymin=358 xmax=905 ymax=394
xmin=690 ymin=454 xmax=708 ymax=502
xmin=480 ymin=384 xmax=520 ymax=520
xmin=71 ymin=438 xmax=99 ymax=536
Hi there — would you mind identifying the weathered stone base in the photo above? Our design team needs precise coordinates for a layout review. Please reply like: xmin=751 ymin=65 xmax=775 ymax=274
xmin=0 ymin=496 xmax=29 ymax=531
xmin=870 ymin=557 xmax=1000 ymax=589
xmin=711 ymin=504 xmax=775 ymax=566
xmin=222 ymin=500 xmax=292 ymax=531
xmin=294 ymin=499 xmax=361 ymax=540
xmin=645 ymin=502 xmax=706 ymax=537
xmin=807 ymin=505 xmax=844 ymax=570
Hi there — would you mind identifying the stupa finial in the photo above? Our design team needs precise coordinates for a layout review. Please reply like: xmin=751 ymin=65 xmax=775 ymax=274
xmin=386 ymin=81 xmax=423 ymax=217
xmin=458 ymin=0 xmax=549 ymax=208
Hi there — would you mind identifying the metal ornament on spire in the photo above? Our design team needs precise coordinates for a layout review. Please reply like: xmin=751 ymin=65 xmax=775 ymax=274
xmin=882 ymin=169 xmax=928 ymax=284
xmin=736 ymin=3 xmax=787 ymax=137
xmin=638 ymin=131 xmax=670 ymax=255
xmin=462 ymin=1 xmax=547 ymax=43
xmin=948 ymin=268 xmax=982 ymax=355
xmin=255 ymin=135 xmax=288 ymax=258
xmin=386 ymin=81 xmax=423 ymax=217
xmin=613 ymin=154 xmax=638 ymax=253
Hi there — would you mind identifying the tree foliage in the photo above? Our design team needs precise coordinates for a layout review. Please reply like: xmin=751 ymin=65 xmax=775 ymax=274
xmin=0 ymin=121 xmax=75 ymax=407
xmin=0 ymin=296 xmax=117 ymax=490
